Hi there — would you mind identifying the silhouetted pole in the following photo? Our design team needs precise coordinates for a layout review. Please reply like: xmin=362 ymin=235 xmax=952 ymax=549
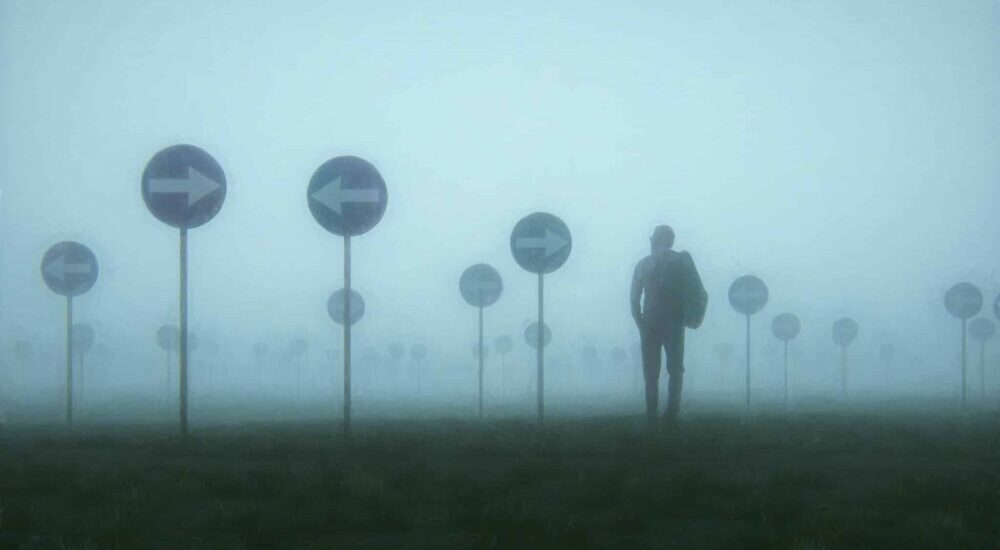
xmin=179 ymin=227 xmax=189 ymax=437
xmin=745 ymin=314 xmax=751 ymax=412
xmin=980 ymin=340 xmax=986 ymax=399
xmin=840 ymin=344 xmax=847 ymax=402
xmin=344 ymin=236 xmax=352 ymax=434
xmin=538 ymin=272 xmax=545 ymax=424
xmin=65 ymin=296 xmax=74 ymax=426
xmin=783 ymin=340 xmax=789 ymax=411
xmin=478 ymin=305 xmax=484 ymax=419
xmin=961 ymin=318 xmax=967 ymax=411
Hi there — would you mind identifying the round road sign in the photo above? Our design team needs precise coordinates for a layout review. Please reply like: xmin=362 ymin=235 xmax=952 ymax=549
xmin=992 ymin=294 xmax=999 ymax=322
xmin=327 ymin=289 xmax=365 ymax=326
xmin=157 ymin=325 xmax=179 ymax=352
xmin=388 ymin=342 xmax=405 ymax=361
xmin=969 ymin=318 xmax=996 ymax=342
xmin=460 ymin=264 xmax=503 ymax=307
xmin=728 ymin=275 xmax=768 ymax=315
xmin=41 ymin=241 xmax=98 ymax=297
xmin=524 ymin=321 xmax=552 ymax=350
xmin=142 ymin=144 xmax=227 ymax=229
xmin=495 ymin=335 xmax=513 ymax=355
xmin=771 ymin=313 xmax=801 ymax=341
xmin=944 ymin=282 xmax=983 ymax=320
xmin=510 ymin=212 xmax=572 ymax=275
xmin=410 ymin=344 xmax=427 ymax=362
xmin=307 ymin=156 xmax=387 ymax=237
xmin=832 ymin=318 xmax=859 ymax=347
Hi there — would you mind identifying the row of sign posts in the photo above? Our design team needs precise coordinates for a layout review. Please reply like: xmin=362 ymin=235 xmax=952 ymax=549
xmin=33 ymin=143 xmax=1000 ymax=432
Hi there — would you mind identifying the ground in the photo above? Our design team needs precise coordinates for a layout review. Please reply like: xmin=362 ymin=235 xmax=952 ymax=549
xmin=1 ymin=411 xmax=999 ymax=549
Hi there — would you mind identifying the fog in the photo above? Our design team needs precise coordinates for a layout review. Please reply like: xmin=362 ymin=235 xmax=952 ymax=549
xmin=1 ymin=0 xmax=998 ymax=424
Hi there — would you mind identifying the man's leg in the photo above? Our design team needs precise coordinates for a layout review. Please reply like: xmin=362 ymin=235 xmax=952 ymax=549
xmin=640 ymin=326 xmax=662 ymax=422
xmin=664 ymin=324 xmax=685 ymax=420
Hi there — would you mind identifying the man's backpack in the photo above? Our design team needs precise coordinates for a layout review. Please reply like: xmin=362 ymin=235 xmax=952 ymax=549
xmin=645 ymin=251 xmax=708 ymax=329
xmin=679 ymin=252 xmax=708 ymax=329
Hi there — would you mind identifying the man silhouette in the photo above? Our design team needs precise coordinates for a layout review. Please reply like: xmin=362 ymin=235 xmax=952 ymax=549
xmin=630 ymin=225 xmax=706 ymax=427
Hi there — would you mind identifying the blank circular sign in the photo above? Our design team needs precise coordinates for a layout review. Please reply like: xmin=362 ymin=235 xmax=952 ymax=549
xmin=460 ymin=264 xmax=503 ymax=307
xmin=832 ymin=318 xmax=859 ymax=347
xmin=969 ymin=318 xmax=996 ymax=342
xmin=728 ymin=275 xmax=768 ymax=315
xmin=495 ymin=335 xmax=513 ymax=355
xmin=944 ymin=283 xmax=983 ymax=320
xmin=524 ymin=321 xmax=552 ymax=350
xmin=771 ymin=313 xmax=801 ymax=341
xmin=327 ymin=289 xmax=365 ymax=326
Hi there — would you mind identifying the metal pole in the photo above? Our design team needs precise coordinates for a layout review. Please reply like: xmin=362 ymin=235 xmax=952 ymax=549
xmin=537 ymin=272 xmax=544 ymax=424
xmin=961 ymin=318 xmax=966 ymax=411
xmin=66 ymin=296 xmax=73 ymax=427
xmin=179 ymin=227 xmax=189 ymax=437
xmin=343 ymin=236 xmax=352 ymax=434
xmin=841 ymin=345 xmax=847 ymax=403
xmin=745 ymin=314 xmax=751 ymax=413
xmin=478 ymin=305 xmax=484 ymax=419
xmin=79 ymin=350 xmax=85 ymax=405
xmin=981 ymin=341 xmax=986 ymax=400
xmin=783 ymin=340 xmax=789 ymax=411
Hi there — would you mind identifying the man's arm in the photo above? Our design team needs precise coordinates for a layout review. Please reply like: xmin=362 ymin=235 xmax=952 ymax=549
xmin=630 ymin=259 xmax=644 ymax=328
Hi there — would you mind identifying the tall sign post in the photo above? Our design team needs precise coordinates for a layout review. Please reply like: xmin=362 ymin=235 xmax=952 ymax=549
xmin=728 ymin=275 xmax=768 ymax=413
xmin=71 ymin=323 xmax=95 ymax=403
xmin=832 ymin=318 xmax=859 ymax=402
xmin=142 ymin=144 xmax=227 ymax=436
xmin=460 ymin=264 xmax=503 ymax=418
xmin=944 ymin=282 xmax=983 ymax=411
xmin=771 ymin=313 xmax=800 ymax=410
xmin=326 ymin=285 xmax=368 ymax=432
xmin=309 ymin=156 xmax=387 ymax=434
xmin=511 ymin=213 xmax=571 ymax=425
xmin=968 ymin=318 xmax=995 ymax=400
xmin=41 ymin=241 xmax=99 ymax=427
xmin=878 ymin=342 xmax=895 ymax=392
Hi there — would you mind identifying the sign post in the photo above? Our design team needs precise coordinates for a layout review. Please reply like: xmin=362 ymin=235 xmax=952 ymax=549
xmin=41 ymin=241 xmax=99 ymax=427
xmin=309 ymin=156 xmax=387 ymax=434
xmin=944 ymin=282 xmax=983 ymax=411
xmin=326 ymin=286 xmax=368 ymax=432
xmin=511 ymin=213 xmax=571 ymax=425
xmin=410 ymin=344 xmax=427 ymax=395
xmin=727 ymin=275 xmax=768 ymax=414
xmin=832 ymin=318 xmax=859 ymax=402
xmin=968 ymin=318 xmax=995 ymax=400
xmin=460 ymin=264 xmax=503 ymax=418
xmin=879 ymin=343 xmax=895 ymax=392
xmin=71 ymin=323 xmax=95 ymax=404
xmin=771 ymin=313 xmax=801 ymax=410
xmin=142 ymin=145 xmax=227 ymax=437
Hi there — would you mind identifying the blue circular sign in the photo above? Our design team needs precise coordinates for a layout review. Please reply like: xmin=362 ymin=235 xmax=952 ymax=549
xmin=307 ymin=156 xmax=387 ymax=237
xmin=524 ymin=321 xmax=552 ymax=350
xmin=327 ymin=288 xmax=365 ymax=326
xmin=833 ymin=318 xmax=859 ymax=347
xmin=771 ymin=313 xmax=801 ymax=341
xmin=728 ymin=275 xmax=768 ymax=315
xmin=510 ymin=212 xmax=572 ymax=275
xmin=41 ymin=241 xmax=99 ymax=297
xmin=142 ymin=145 xmax=227 ymax=229
xmin=944 ymin=282 xmax=982 ymax=320
xmin=460 ymin=264 xmax=503 ymax=307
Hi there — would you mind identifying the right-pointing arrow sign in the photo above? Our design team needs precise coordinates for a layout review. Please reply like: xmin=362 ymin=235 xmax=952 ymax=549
xmin=311 ymin=176 xmax=381 ymax=216
xmin=516 ymin=228 xmax=570 ymax=258
xmin=149 ymin=165 xmax=221 ymax=207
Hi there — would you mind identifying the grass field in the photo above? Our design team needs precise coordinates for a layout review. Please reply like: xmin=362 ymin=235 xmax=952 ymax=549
xmin=1 ymin=411 xmax=999 ymax=549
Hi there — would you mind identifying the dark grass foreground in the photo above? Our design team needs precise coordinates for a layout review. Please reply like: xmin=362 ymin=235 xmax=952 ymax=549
xmin=1 ymin=414 xmax=999 ymax=549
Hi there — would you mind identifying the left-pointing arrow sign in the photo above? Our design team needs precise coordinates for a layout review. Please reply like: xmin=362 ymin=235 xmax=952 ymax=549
xmin=311 ymin=176 xmax=381 ymax=215
xmin=148 ymin=165 xmax=221 ymax=207
xmin=43 ymin=254 xmax=93 ymax=283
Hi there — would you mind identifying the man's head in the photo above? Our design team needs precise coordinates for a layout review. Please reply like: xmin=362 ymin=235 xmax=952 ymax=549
xmin=650 ymin=225 xmax=675 ymax=253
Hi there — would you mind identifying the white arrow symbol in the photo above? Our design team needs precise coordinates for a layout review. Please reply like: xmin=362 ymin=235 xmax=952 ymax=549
xmin=149 ymin=166 xmax=221 ymax=207
xmin=516 ymin=228 xmax=569 ymax=258
xmin=44 ymin=255 xmax=93 ymax=283
xmin=311 ymin=176 xmax=381 ymax=215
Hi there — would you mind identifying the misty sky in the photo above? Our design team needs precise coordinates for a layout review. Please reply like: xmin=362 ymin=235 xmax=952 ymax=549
xmin=1 ymin=1 xmax=998 ymax=394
